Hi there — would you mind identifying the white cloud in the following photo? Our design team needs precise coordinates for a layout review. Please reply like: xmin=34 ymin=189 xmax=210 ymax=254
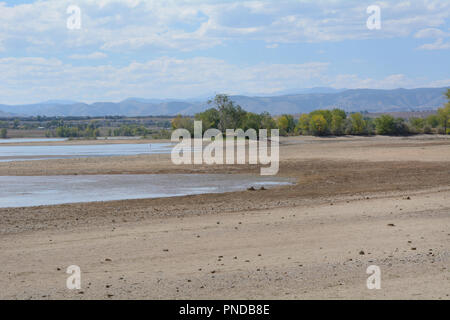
xmin=414 ymin=28 xmax=450 ymax=50
xmin=69 ymin=52 xmax=107 ymax=59
xmin=414 ymin=28 xmax=447 ymax=39
xmin=0 ymin=0 xmax=449 ymax=53
xmin=0 ymin=1 xmax=448 ymax=103
xmin=326 ymin=73 xmax=430 ymax=90
xmin=0 ymin=56 xmax=330 ymax=104
xmin=418 ymin=38 xmax=450 ymax=50
xmin=0 ymin=55 xmax=446 ymax=105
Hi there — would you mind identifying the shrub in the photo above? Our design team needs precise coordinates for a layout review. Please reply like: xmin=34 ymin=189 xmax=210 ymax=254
xmin=375 ymin=115 xmax=395 ymax=135
xmin=423 ymin=125 xmax=432 ymax=134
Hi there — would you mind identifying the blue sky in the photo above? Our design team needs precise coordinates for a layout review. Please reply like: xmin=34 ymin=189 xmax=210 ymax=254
xmin=0 ymin=0 xmax=449 ymax=104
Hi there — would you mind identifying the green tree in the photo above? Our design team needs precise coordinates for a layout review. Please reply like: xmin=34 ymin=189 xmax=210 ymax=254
xmin=330 ymin=109 xmax=346 ymax=135
xmin=242 ymin=112 xmax=262 ymax=131
xmin=426 ymin=114 xmax=439 ymax=128
xmin=260 ymin=112 xmax=277 ymax=130
xmin=0 ymin=128 xmax=7 ymax=139
xmin=310 ymin=110 xmax=332 ymax=126
xmin=277 ymin=114 xmax=295 ymax=136
xmin=309 ymin=114 xmax=328 ymax=136
xmin=409 ymin=117 xmax=425 ymax=133
xmin=375 ymin=115 xmax=395 ymax=135
xmin=436 ymin=90 xmax=450 ymax=134
xmin=171 ymin=115 xmax=194 ymax=136
xmin=374 ymin=115 xmax=410 ymax=135
xmin=195 ymin=108 xmax=220 ymax=132
xmin=350 ymin=113 xmax=367 ymax=135
xmin=295 ymin=114 xmax=310 ymax=135
xmin=393 ymin=118 xmax=410 ymax=135
xmin=207 ymin=94 xmax=246 ymax=132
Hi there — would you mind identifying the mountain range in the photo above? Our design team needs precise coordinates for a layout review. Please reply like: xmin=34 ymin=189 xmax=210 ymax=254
xmin=0 ymin=87 xmax=447 ymax=117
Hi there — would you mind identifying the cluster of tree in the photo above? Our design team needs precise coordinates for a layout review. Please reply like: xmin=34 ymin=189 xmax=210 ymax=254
xmin=51 ymin=121 xmax=101 ymax=138
xmin=288 ymin=110 xmax=447 ymax=136
xmin=0 ymin=128 xmax=7 ymax=138
xmin=294 ymin=109 xmax=375 ymax=136
xmin=111 ymin=125 xmax=152 ymax=137
xmin=171 ymin=92 xmax=450 ymax=137
xmin=53 ymin=126 xmax=100 ymax=138
xmin=172 ymin=94 xmax=276 ymax=136
xmin=408 ymin=89 xmax=450 ymax=134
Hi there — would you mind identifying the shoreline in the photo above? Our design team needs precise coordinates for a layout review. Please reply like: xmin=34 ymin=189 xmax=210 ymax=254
xmin=0 ymin=135 xmax=449 ymax=299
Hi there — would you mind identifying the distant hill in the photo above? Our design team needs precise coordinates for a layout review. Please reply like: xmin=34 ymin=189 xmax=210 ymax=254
xmin=0 ymin=87 xmax=447 ymax=117
xmin=0 ymin=110 xmax=18 ymax=117
xmin=230 ymin=87 xmax=449 ymax=114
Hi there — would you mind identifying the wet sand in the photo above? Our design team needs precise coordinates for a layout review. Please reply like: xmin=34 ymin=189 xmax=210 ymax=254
xmin=0 ymin=135 xmax=449 ymax=299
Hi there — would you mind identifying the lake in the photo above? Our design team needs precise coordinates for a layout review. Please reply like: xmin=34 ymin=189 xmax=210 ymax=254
xmin=0 ymin=138 xmax=67 ymax=144
xmin=0 ymin=143 xmax=173 ymax=162
xmin=0 ymin=174 xmax=294 ymax=208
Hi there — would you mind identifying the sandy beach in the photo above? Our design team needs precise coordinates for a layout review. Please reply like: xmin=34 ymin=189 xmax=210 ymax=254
xmin=0 ymin=135 xmax=449 ymax=299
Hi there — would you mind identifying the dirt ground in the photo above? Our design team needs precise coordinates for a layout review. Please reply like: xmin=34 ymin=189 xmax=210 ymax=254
xmin=0 ymin=135 xmax=449 ymax=299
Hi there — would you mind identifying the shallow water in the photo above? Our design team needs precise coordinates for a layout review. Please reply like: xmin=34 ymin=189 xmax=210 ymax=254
xmin=0 ymin=143 xmax=172 ymax=162
xmin=0 ymin=138 xmax=67 ymax=144
xmin=0 ymin=174 xmax=294 ymax=208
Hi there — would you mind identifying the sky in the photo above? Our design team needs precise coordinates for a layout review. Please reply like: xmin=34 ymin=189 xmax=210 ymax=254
xmin=0 ymin=0 xmax=449 ymax=104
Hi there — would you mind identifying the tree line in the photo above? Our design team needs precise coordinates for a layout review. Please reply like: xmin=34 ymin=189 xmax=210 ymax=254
xmin=172 ymin=90 xmax=450 ymax=137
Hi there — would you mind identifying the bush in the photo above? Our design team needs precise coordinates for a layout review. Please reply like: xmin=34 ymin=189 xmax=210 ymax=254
xmin=409 ymin=117 xmax=425 ymax=132
xmin=426 ymin=115 xmax=439 ymax=128
xmin=0 ymin=128 xmax=7 ymax=139
xmin=423 ymin=125 xmax=432 ymax=134
xmin=393 ymin=118 xmax=410 ymax=135
xmin=437 ymin=126 xmax=446 ymax=135
xmin=375 ymin=115 xmax=395 ymax=135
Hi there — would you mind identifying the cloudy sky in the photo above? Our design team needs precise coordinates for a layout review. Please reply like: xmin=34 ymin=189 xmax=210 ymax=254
xmin=0 ymin=0 xmax=449 ymax=104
